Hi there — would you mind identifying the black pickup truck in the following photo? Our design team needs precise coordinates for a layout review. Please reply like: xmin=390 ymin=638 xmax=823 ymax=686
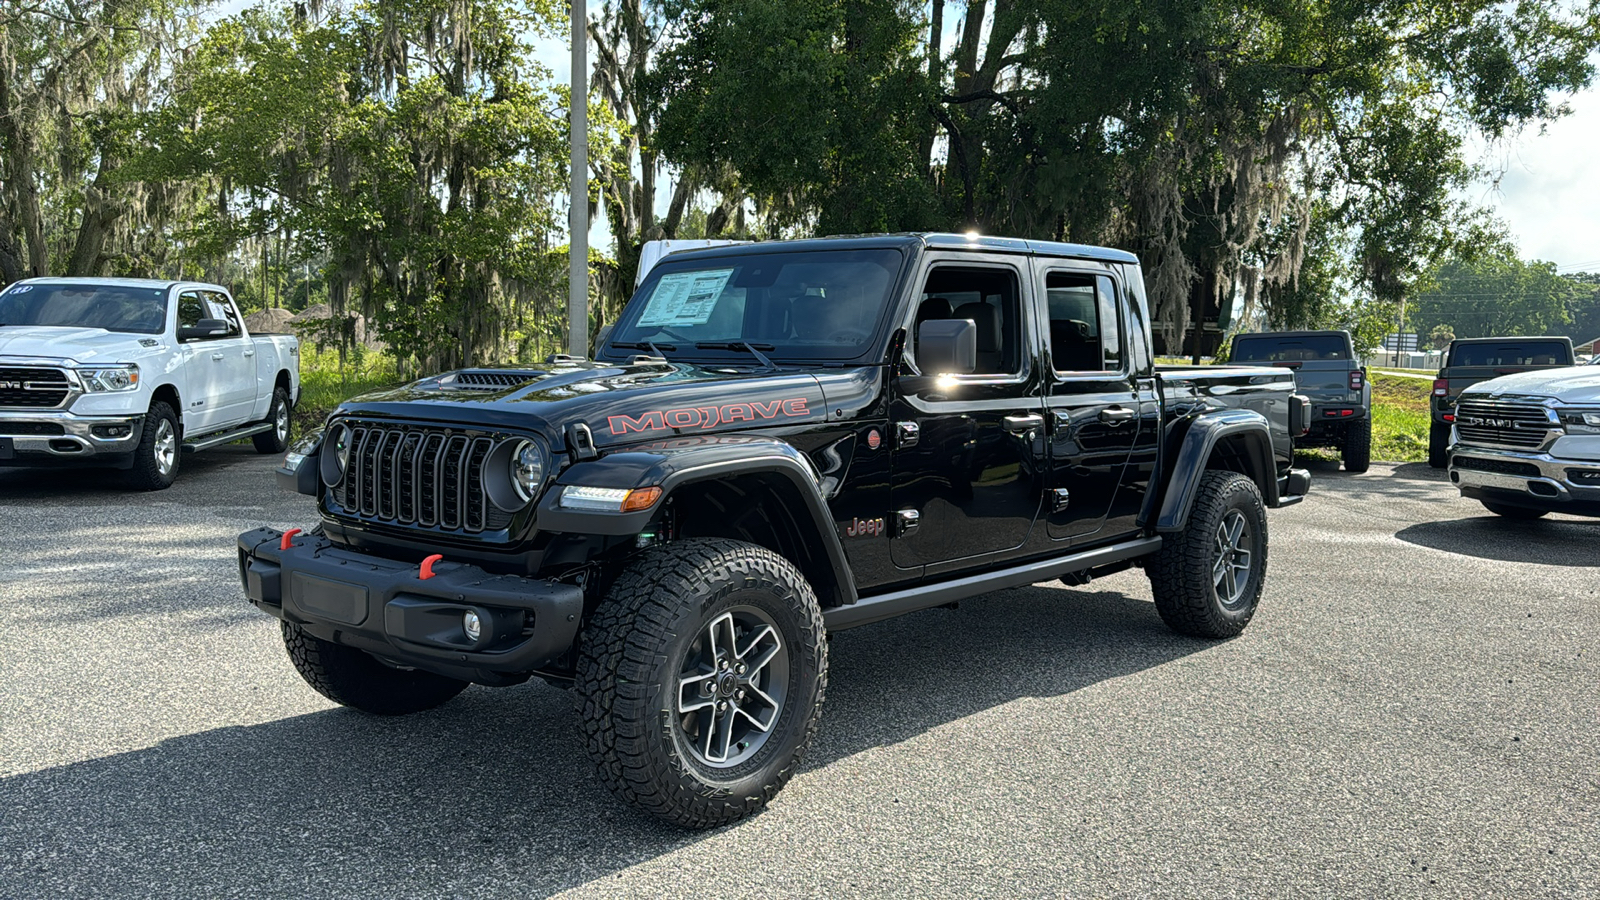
xmin=1429 ymin=336 xmax=1575 ymax=467
xmin=1228 ymin=330 xmax=1371 ymax=472
xmin=239 ymin=234 xmax=1311 ymax=827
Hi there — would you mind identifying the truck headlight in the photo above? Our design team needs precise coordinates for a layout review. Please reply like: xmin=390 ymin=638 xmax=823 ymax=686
xmin=320 ymin=422 xmax=352 ymax=486
xmin=80 ymin=365 xmax=140 ymax=392
xmin=512 ymin=440 xmax=547 ymax=502
xmin=1563 ymin=411 xmax=1600 ymax=434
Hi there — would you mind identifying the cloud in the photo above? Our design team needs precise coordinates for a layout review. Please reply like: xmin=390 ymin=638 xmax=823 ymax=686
xmin=1468 ymin=87 xmax=1600 ymax=272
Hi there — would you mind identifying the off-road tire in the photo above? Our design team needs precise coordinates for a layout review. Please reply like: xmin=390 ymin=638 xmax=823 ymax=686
xmin=281 ymin=620 xmax=468 ymax=714
xmin=1428 ymin=422 xmax=1449 ymax=469
xmin=253 ymin=386 xmax=292 ymax=454
xmin=1480 ymin=501 xmax=1548 ymax=521
xmin=124 ymin=400 xmax=180 ymax=491
xmin=574 ymin=538 xmax=827 ymax=829
xmin=1342 ymin=416 xmax=1372 ymax=473
xmin=1148 ymin=470 xmax=1268 ymax=639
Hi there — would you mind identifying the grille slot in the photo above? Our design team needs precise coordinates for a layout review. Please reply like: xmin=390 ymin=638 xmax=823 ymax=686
xmin=332 ymin=423 xmax=518 ymax=534
xmin=1452 ymin=456 xmax=1541 ymax=478
xmin=1453 ymin=400 xmax=1554 ymax=449
xmin=0 ymin=367 xmax=71 ymax=408
xmin=0 ymin=421 xmax=66 ymax=435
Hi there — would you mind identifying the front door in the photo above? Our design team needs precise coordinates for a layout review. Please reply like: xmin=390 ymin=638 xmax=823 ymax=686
xmin=889 ymin=258 xmax=1047 ymax=570
xmin=1037 ymin=266 xmax=1142 ymax=542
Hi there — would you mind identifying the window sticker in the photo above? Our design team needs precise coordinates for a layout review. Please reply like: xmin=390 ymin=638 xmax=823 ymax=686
xmin=637 ymin=269 xmax=735 ymax=328
xmin=7 ymin=285 xmax=31 ymax=293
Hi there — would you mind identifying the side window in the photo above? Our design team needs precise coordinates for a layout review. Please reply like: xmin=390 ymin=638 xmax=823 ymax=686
xmin=206 ymin=292 xmax=242 ymax=337
xmin=177 ymin=291 xmax=206 ymax=330
xmin=1045 ymin=271 xmax=1122 ymax=373
xmin=912 ymin=266 xmax=1024 ymax=376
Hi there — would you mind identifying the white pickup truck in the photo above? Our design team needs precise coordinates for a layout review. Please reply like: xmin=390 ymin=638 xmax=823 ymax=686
xmin=0 ymin=277 xmax=300 ymax=489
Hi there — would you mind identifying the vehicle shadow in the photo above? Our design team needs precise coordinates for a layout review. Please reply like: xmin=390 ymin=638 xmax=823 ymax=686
xmin=1395 ymin=515 xmax=1598 ymax=565
xmin=0 ymin=584 xmax=1203 ymax=899
xmin=0 ymin=444 xmax=272 ymax=506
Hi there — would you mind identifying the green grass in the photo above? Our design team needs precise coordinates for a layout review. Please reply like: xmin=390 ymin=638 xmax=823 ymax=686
xmin=294 ymin=347 xmax=402 ymax=431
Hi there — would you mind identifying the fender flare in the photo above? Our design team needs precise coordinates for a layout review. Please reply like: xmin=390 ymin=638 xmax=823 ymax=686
xmin=536 ymin=435 xmax=859 ymax=606
xmin=1153 ymin=409 xmax=1279 ymax=533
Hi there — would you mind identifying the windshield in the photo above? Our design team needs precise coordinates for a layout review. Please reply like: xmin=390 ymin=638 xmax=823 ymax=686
xmin=1231 ymin=334 xmax=1349 ymax=362
xmin=606 ymin=248 xmax=903 ymax=362
xmin=0 ymin=283 xmax=168 ymax=335
xmin=1448 ymin=341 xmax=1571 ymax=366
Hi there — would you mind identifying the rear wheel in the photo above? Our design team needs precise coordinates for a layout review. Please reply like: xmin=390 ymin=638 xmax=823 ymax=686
xmin=281 ymin=621 xmax=469 ymax=714
xmin=1342 ymin=417 xmax=1372 ymax=473
xmin=1480 ymin=501 xmax=1548 ymax=521
xmin=1148 ymin=471 xmax=1268 ymax=639
xmin=575 ymin=538 xmax=827 ymax=828
xmin=253 ymin=386 xmax=291 ymax=454
xmin=1428 ymin=422 xmax=1449 ymax=469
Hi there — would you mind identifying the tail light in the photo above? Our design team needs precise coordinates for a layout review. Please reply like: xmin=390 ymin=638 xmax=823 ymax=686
xmin=1350 ymin=369 xmax=1364 ymax=390
xmin=1432 ymin=378 xmax=1448 ymax=397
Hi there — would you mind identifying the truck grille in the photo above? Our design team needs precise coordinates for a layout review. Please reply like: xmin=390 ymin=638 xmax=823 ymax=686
xmin=1451 ymin=456 xmax=1541 ymax=478
xmin=329 ymin=423 xmax=516 ymax=533
xmin=1453 ymin=399 xmax=1555 ymax=450
xmin=0 ymin=367 xmax=71 ymax=408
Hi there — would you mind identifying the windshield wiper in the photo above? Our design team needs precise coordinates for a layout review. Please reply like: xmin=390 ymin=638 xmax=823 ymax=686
xmin=609 ymin=340 xmax=677 ymax=357
xmin=696 ymin=341 xmax=777 ymax=369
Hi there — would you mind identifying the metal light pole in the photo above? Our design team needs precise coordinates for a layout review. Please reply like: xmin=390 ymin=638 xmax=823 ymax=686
xmin=568 ymin=0 xmax=588 ymax=357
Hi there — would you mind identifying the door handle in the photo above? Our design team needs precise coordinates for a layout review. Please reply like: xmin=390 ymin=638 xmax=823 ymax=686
xmin=1003 ymin=413 xmax=1044 ymax=435
xmin=211 ymin=352 xmax=226 ymax=361
xmin=243 ymin=349 xmax=255 ymax=357
xmin=1098 ymin=406 xmax=1135 ymax=426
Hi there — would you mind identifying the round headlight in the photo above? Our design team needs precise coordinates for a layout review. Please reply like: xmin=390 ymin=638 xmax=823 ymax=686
xmin=511 ymin=440 xmax=546 ymax=502
xmin=320 ymin=423 xmax=351 ymax=487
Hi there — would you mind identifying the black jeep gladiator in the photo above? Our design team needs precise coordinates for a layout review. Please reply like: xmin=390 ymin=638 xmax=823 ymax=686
xmin=1429 ymin=336 xmax=1575 ymax=468
xmin=1228 ymin=330 xmax=1371 ymax=472
xmin=239 ymin=234 xmax=1311 ymax=827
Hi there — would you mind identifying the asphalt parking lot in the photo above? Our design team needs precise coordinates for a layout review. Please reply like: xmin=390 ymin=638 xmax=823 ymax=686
xmin=2 ymin=452 xmax=1596 ymax=899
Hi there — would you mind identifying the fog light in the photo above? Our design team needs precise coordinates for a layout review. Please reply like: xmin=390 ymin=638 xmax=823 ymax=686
xmin=463 ymin=610 xmax=482 ymax=642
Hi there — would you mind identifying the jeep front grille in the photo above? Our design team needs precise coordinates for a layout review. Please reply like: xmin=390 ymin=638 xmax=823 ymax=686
xmin=1453 ymin=399 xmax=1556 ymax=450
xmin=330 ymin=423 xmax=515 ymax=533
xmin=0 ymin=367 xmax=71 ymax=408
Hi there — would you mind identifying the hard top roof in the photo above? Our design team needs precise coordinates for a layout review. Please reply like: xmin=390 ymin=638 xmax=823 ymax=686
xmin=657 ymin=232 xmax=1139 ymax=266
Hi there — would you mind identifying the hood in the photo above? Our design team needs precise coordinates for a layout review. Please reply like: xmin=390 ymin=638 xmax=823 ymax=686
xmin=1461 ymin=366 xmax=1600 ymax=404
xmin=335 ymin=359 xmax=862 ymax=449
xmin=0 ymin=326 xmax=164 ymax=364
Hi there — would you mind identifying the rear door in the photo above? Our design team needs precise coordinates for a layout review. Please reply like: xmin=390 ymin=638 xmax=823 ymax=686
xmin=1035 ymin=263 xmax=1142 ymax=542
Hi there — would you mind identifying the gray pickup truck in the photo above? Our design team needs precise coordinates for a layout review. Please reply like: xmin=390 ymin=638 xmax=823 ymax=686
xmin=1429 ymin=336 xmax=1576 ymax=468
xmin=1228 ymin=330 xmax=1371 ymax=472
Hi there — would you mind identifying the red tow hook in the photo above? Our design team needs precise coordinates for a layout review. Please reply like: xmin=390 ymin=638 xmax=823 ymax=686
xmin=419 ymin=554 xmax=444 ymax=580
xmin=280 ymin=528 xmax=302 ymax=551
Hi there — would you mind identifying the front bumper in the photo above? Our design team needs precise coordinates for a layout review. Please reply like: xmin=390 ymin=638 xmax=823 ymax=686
xmin=238 ymin=527 xmax=585 ymax=683
xmin=1450 ymin=445 xmax=1600 ymax=517
xmin=0 ymin=410 xmax=144 ymax=467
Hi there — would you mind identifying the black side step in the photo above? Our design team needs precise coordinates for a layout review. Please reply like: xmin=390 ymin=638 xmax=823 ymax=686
xmin=823 ymin=535 xmax=1163 ymax=631
xmin=183 ymin=422 xmax=274 ymax=453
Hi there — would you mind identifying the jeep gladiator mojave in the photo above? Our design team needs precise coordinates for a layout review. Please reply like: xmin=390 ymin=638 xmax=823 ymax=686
xmin=239 ymin=234 xmax=1311 ymax=827
xmin=0 ymin=278 xmax=300 ymax=489
xmin=1428 ymin=336 xmax=1575 ymax=468
xmin=1228 ymin=330 xmax=1371 ymax=473
xmin=1448 ymin=363 xmax=1600 ymax=519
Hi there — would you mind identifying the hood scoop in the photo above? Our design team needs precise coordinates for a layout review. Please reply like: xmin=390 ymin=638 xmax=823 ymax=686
xmin=437 ymin=369 xmax=546 ymax=391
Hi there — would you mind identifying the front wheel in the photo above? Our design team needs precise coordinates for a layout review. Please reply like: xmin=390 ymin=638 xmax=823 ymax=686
xmin=281 ymin=621 xmax=469 ymax=714
xmin=124 ymin=400 xmax=180 ymax=491
xmin=574 ymin=538 xmax=827 ymax=828
xmin=1148 ymin=471 xmax=1268 ymax=638
xmin=1428 ymin=422 xmax=1449 ymax=469
xmin=1342 ymin=416 xmax=1372 ymax=473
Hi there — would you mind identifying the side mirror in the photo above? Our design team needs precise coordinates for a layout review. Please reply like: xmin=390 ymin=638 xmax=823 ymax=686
xmin=178 ymin=318 xmax=229 ymax=341
xmin=917 ymin=319 xmax=977 ymax=375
